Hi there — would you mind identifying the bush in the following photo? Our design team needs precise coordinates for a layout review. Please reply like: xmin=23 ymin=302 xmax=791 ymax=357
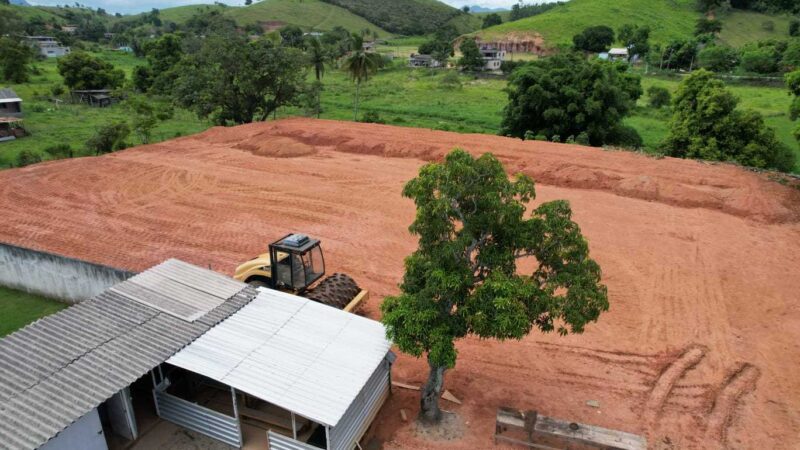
xmin=44 ymin=144 xmax=73 ymax=159
xmin=16 ymin=150 xmax=43 ymax=167
xmin=359 ymin=111 xmax=385 ymax=124
xmin=741 ymin=49 xmax=779 ymax=74
xmin=50 ymin=84 xmax=65 ymax=97
xmin=614 ymin=125 xmax=643 ymax=149
xmin=647 ymin=86 xmax=672 ymax=108
xmin=664 ymin=70 xmax=794 ymax=172
xmin=790 ymin=20 xmax=800 ymax=37
xmin=438 ymin=71 xmax=462 ymax=90
xmin=86 ymin=122 xmax=130 ymax=155
xmin=698 ymin=45 xmax=740 ymax=72
xmin=575 ymin=132 xmax=590 ymax=146
xmin=500 ymin=60 xmax=525 ymax=75
xmin=573 ymin=26 xmax=615 ymax=53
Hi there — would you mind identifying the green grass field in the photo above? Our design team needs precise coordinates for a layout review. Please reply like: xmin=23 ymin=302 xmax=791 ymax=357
xmin=477 ymin=0 xmax=699 ymax=49
xmin=716 ymin=10 xmax=796 ymax=48
xmin=1 ymin=51 xmax=211 ymax=168
xmin=0 ymin=286 xmax=66 ymax=337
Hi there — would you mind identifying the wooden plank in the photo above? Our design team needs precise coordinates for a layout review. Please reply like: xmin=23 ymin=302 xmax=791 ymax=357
xmin=442 ymin=390 xmax=461 ymax=404
xmin=534 ymin=416 xmax=646 ymax=450
xmin=344 ymin=289 xmax=369 ymax=313
xmin=391 ymin=381 xmax=420 ymax=391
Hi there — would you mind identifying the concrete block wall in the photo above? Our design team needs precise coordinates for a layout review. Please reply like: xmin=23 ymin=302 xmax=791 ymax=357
xmin=0 ymin=242 xmax=135 ymax=304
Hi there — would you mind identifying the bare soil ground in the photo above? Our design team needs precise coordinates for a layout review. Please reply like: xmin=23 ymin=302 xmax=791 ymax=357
xmin=1 ymin=118 xmax=799 ymax=449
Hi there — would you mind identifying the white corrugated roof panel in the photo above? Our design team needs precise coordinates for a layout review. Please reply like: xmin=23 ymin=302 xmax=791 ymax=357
xmin=166 ymin=288 xmax=392 ymax=427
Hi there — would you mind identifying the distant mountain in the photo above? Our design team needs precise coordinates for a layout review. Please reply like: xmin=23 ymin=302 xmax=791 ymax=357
xmin=10 ymin=0 xmax=31 ymax=5
xmin=469 ymin=5 xmax=508 ymax=13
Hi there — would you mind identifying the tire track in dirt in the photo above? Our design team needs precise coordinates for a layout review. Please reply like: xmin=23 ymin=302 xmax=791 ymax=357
xmin=705 ymin=363 xmax=761 ymax=444
xmin=644 ymin=345 xmax=707 ymax=427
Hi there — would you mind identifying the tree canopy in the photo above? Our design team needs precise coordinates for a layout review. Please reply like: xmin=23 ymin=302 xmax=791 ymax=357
xmin=618 ymin=24 xmax=650 ymax=60
xmin=458 ymin=38 xmax=484 ymax=72
xmin=0 ymin=37 xmax=34 ymax=84
xmin=572 ymin=25 xmax=614 ymax=53
xmin=500 ymin=52 xmax=642 ymax=147
xmin=787 ymin=70 xmax=800 ymax=145
xmin=57 ymin=52 xmax=125 ymax=90
xmin=482 ymin=13 xmax=502 ymax=29
xmin=382 ymin=149 xmax=608 ymax=423
xmin=172 ymin=35 xmax=308 ymax=124
xmin=663 ymin=69 xmax=795 ymax=171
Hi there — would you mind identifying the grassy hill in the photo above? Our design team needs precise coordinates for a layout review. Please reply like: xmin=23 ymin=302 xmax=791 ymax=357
xmin=478 ymin=0 xmax=699 ymax=47
xmin=152 ymin=0 xmax=391 ymax=36
xmin=477 ymin=0 xmax=795 ymax=50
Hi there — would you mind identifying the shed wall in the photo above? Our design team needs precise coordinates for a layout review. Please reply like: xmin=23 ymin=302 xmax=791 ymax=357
xmin=0 ymin=242 xmax=134 ymax=303
xmin=329 ymin=354 xmax=392 ymax=450
xmin=38 ymin=408 xmax=108 ymax=450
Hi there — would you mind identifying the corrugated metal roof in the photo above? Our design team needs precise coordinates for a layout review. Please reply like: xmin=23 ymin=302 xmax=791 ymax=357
xmin=167 ymin=288 xmax=392 ymax=427
xmin=0 ymin=88 xmax=20 ymax=102
xmin=0 ymin=260 xmax=255 ymax=450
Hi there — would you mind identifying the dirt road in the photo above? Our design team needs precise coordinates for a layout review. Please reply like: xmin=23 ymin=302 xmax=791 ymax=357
xmin=1 ymin=118 xmax=798 ymax=449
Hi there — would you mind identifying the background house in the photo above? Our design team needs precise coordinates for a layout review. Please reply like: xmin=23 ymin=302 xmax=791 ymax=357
xmin=0 ymin=88 xmax=25 ymax=143
xmin=480 ymin=45 xmax=506 ymax=71
xmin=408 ymin=53 xmax=442 ymax=68
xmin=25 ymin=36 xmax=71 ymax=58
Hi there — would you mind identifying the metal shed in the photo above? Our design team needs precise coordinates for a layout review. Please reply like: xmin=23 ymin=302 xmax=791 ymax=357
xmin=0 ymin=259 xmax=254 ymax=450
xmin=165 ymin=288 xmax=394 ymax=450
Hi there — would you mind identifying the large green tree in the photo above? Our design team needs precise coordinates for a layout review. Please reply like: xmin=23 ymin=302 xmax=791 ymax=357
xmin=572 ymin=25 xmax=614 ymax=53
xmin=0 ymin=37 xmax=34 ymax=83
xmin=57 ymin=52 xmax=125 ymax=90
xmin=664 ymin=69 xmax=795 ymax=171
xmin=618 ymin=24 xmax=650 ymax=61
xmin=457 ymin=37 xmax=484 ymax=72
xmin=500 ymin=52 xmax=642 ymax=147
xmin=382 ymin=149 xmax=608 ymax=424
xmin=787 ymin=70 xmax=800 ymax=145
xmin=342 ymin=35 xmax=383 ymax=121
xmin=173 ymin=35 xmax=308 ymax=124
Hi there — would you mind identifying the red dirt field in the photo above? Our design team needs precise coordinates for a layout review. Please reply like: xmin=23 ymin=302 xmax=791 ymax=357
xmin=1 ymin=118 xmax=799 ymax=449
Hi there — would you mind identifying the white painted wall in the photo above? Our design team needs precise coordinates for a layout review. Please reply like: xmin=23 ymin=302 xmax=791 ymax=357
xmin=0 ymin=243 xmax=134 ymax=304
xmin=39 ymin=408 xmax=108 ymax=450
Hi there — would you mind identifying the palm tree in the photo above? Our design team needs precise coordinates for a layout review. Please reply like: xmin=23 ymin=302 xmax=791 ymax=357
xmin=307 ymin=37 xmax=327 ymax=82
xmin=342 ymin=35 xmax=383 ymax=121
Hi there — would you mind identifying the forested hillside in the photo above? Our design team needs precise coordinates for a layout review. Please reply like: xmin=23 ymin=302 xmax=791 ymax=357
xmin=320 ymin=0 xmax=470 ymax=35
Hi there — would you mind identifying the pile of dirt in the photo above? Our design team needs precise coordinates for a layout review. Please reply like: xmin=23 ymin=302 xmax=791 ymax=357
xmin=0 ymin=118 xmax=798 ymax=449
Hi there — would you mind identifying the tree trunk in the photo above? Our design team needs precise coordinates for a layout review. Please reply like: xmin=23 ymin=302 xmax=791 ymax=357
xmin=353 ymin=81 xmax=360 ymax=121
xmin=419 ymin=358 xmax=446 ymax=424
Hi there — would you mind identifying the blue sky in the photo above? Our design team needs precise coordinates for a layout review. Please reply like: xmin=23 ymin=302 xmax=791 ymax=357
xmin=25 ymin=0 xmax=557 ymax=16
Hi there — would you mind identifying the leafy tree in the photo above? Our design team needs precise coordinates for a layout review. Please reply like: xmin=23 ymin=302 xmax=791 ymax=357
xmin=790 ymin=20 xmax=799 ymax=37
xmin=501 ymin=52 xmax=642 ymax=147
xmin=280 ymin=25 xmax=304 ymax=47
xmin=572 ymin=25 xmax=614 ymax=53
xmin=787 ymin=70 xmax=800 ymax=145
xmin=86 ymin=122 xmax=130 ymax=155
xmin=245 ymin=0 xmax=252 ymax=4
xmin=173 ymin=35 xmax=308 ymax=124
xmin=458 ymin=38 xmax=484 ymax=72
xmin=647 ymin=86 xmax=671 ymax=108
xmin=419 ymin=25 xmax=458 ymax=65
xmin=695 ymin=18 xmax=722 ymax=36
xmin=0 ymin=10 xmax=25 ymax=36
xmin=618 ymin=24 xmax=650 ymax=60
xmin=741 ymin=48 xmax=780 ymax=73
xmin=509 ymin=2 xmax=562 ymax=21
xmin=382 ymin=149 xmax=608 ymax=423
xmin=698 ymin=45 xmax=740 ymax=72
xmin=126 ymin=96 xmax=173 ymax=144
xmin=663 ymin=70 xmax=794 ymax=171
xmin=482 ymin=13 xmax=502 ymax=29
xmin=781 ymin=40 xmax=800 ymax=70
xmin=342 ymin=39 xmax=383 ymax=120
xmin=696 ymin=0 xmax=722 ymax=12
xmin=660 ymin=39 xmax=699 ymax=70
xmin=0 ymin=37 xmax=34 ymax=83
xmin=0 ymin=0 xmax=9 ymax=5
xmin=134 ymin=33 xmax=184 ymax=93
xmin=57 ymin=52 xmax=125 ymax=90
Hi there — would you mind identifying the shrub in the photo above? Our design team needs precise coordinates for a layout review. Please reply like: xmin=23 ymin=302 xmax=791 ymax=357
xmin=741 ymin=49 xmax=779 ymax=74
xmin=647 ymin=86 xmax=672 ymax=108
xmin=575 ymin=132 xmax=590 ymax=146
xmin=438 ymin=71 xmax=462 ymax=90
xmin=86 ymin=122 xmax=130 ymax=155
xmin=698 ymin=45 xmax=740 ymax=72
xmin=523 ymin=130 xmax=536 ymax=140
xmin=790 ymin=20 xmax=800 ymax=37
xmin=500 ymin=60 xmax=525 ymax=75
xmin=50 ymin=84 xmax=65 ymax=97
xmin=614 ymin=125 xmax=643 ymax=149
xmin=663 ymin=70 xmax=794 ymax=172
xmin=44 ymin=144 xmax=73 ymax=159
xmin=16 ymin=150 xmax=42 ymax=167
xmin=359 ymin=111 xmax=385 ymax=124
